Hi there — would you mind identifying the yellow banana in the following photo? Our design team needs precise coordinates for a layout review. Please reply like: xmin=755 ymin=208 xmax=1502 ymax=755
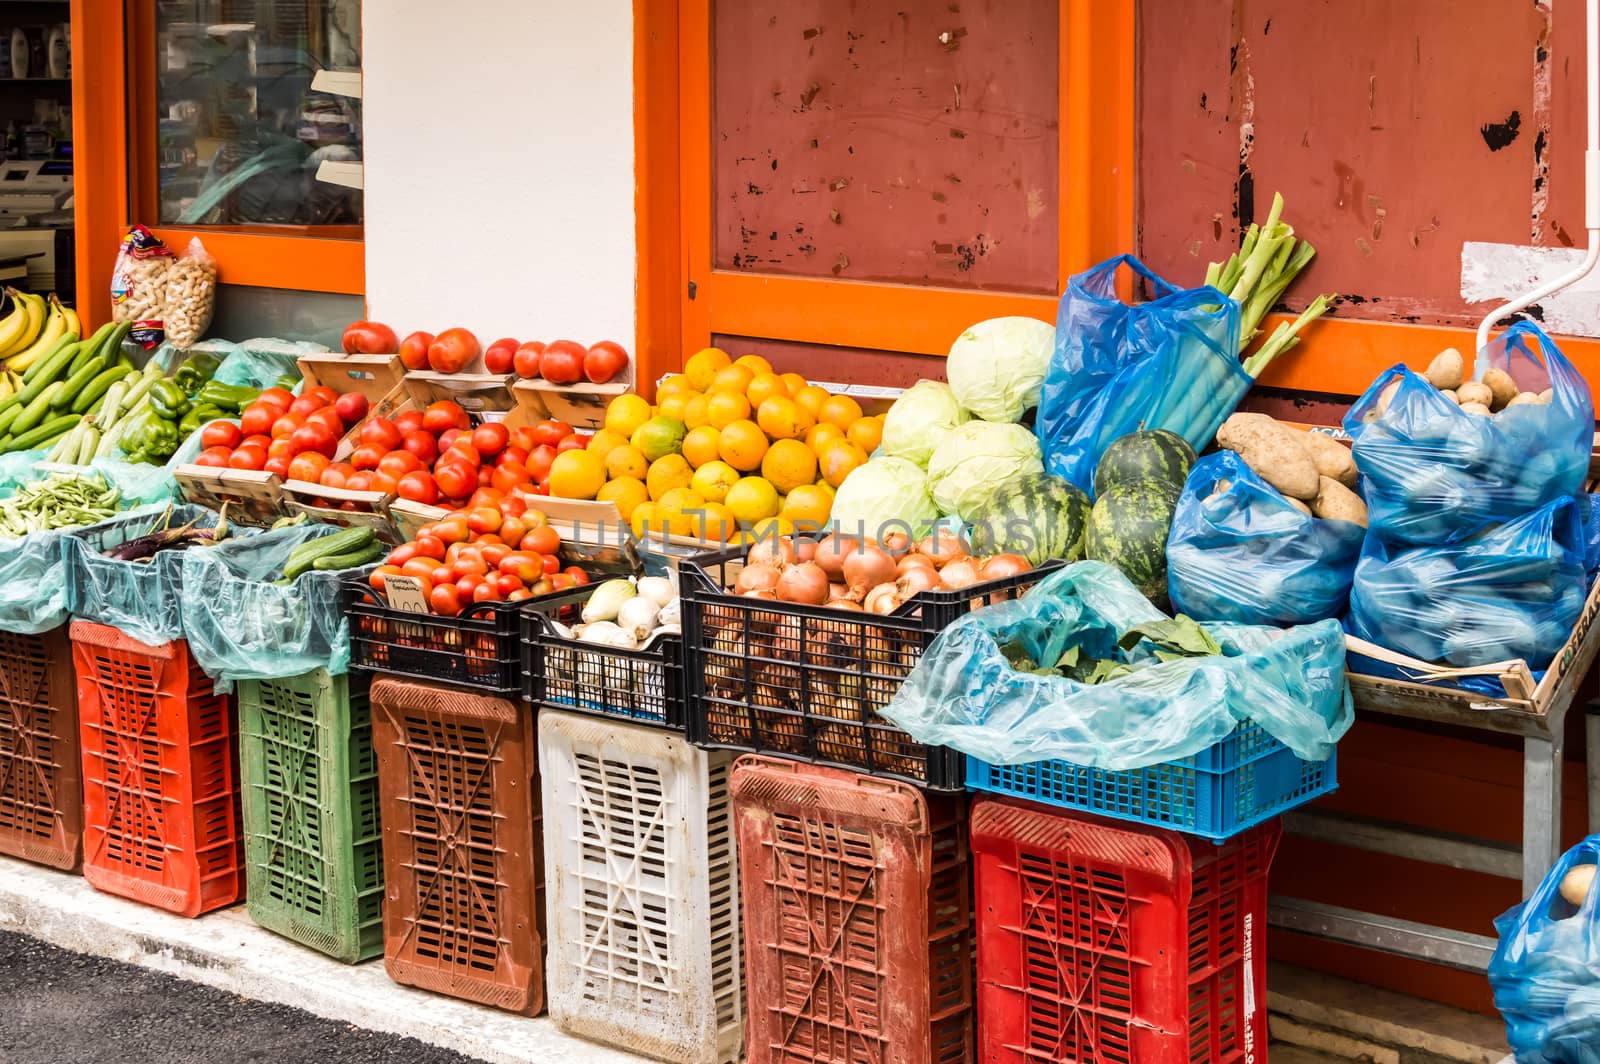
xmin=58 ymin=299 xmax=80 ymax=340
xmin=0 ymin=290 xmax=35 ymax=357
xmin=4 ymin=370 xmax=19 ymax=393
xmin=0 ymin=291 xmax=46 ymax=358
xmin=7 ymin=295 xmax=69 ymax=372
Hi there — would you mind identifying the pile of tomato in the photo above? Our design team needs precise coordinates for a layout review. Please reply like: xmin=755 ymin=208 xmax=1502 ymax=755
xmin=191 ymin=384 xmax=371 ymax=479
xmin=369 ymin=494 xmax=590 ymax=616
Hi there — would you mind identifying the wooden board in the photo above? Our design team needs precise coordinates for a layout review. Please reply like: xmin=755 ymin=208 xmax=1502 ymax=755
xmin=296 ymin=353 xmax=407 ymax=404
xmin=389 ymin=498 xmax=447 ymax=542
xmin=403 ymin=371 xmax=517 ymax=412
xmin=173 ymin=465 xmax=286 ymax=527
xmin=280 ymin=479 xmax=402 ymax=544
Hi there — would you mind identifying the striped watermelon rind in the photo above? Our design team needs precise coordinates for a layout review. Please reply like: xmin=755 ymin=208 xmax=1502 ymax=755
xmin=969 ymin=472 xmax=1091 ymax=564
xmin=1093 ymin=429 xmax=1198 ymax=499
xmin=1086 ymin=478 xmax=1180 ymax=605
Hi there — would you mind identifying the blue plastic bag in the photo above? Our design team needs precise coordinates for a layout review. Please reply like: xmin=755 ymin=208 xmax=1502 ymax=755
xmin=879 ymin=560 xmax=1352 ymax=771
xmin=1167 ymin=451 xmax=1365 ymax=627
xmin=1346 ymin=495 xmax=1586 ymax=671
xmin=1490 ymin=836 xmax=1600 ymax=1063
xmin=1345 ymin=322 xmax=1594 ymax=545
xmin=1036 ymin=255 xmax=1247 ymax=493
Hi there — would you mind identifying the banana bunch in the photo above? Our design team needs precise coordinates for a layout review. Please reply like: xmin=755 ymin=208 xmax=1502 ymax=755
xmin=0 ymin=289 xmax=79 ymax=381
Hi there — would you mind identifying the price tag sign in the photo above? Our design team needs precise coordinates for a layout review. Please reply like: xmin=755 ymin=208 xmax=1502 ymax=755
xmin=383 ymin=574 xmax=431 ymax=614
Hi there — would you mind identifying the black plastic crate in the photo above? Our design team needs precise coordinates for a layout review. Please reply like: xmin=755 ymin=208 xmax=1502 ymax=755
xmin=681 ymin=545 xmax=1060 ymax=791
xmin=344 ymin=578 xmax=523 ymax=695
xmin=522 ymin=585 xmax=685 ymax=730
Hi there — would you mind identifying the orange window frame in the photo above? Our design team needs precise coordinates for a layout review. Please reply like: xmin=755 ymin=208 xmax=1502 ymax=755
xmin=73 ymin=0 xmax=365 ymax=329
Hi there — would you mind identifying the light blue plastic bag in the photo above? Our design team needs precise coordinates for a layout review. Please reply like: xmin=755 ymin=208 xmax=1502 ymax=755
xmin=880 ymin=560 xmax=1352 ymax=771
xmin=180 ymin=523 xmax=367 ymax=687
xmin=1345 ymin=322 xmax=1593 ymax=545
xmin=1490 ymin=835 xmax=1600 ymax=1063
xmin=1167 ymin=451 xmax=1365 ymax=626
xmin=1036 ymin=255 xmax=1247 ymax=494
xmin=0 ymin=501 xmax=173 ymax=635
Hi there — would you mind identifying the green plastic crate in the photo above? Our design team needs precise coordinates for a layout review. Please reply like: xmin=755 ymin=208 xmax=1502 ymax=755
xmin=238 ymin=669 xmax=384 ymax=963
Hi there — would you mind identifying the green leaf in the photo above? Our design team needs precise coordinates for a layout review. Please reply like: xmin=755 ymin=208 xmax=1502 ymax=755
xmin=1001 ymin=641 xmax=1038 ymax=673
xmin=1119 ymin=615 xmax=1223 ymax=658
xmin=1084 ymin=659 xmax=1136 ymax=685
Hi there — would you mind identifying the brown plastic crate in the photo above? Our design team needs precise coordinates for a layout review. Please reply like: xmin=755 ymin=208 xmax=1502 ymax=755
xmin=0 ymin=627 xmax=81 ymax=870
xmin=730 ymin=755 xmax=973 ymax=1064
xmin=370 ymin=678 xmax=544 ymax=1014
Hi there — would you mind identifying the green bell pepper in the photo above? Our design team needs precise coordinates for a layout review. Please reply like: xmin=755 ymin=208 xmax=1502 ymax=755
xmin=193 ymin=381 xmax=260 ymax=413
xmin=149 ymin=378 xmax=192 ymax=420
xmin=180 ymin=403 xmax=228 ymax=437
xmin=174 ymin=352 xmax=222 ymax=395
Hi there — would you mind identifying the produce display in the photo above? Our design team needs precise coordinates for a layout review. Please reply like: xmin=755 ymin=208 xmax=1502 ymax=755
xmin=559 ymin=574 xmax=679 ymax=649
xmin=277 ymin=526 xmax=386 ymax=582
xmin=1214 ymin=413 xmax=1366 ymax=526
xmin=0 ymin=304 xmax=151 ymax=460
xmin=355 ymin=316 xmax=632 ymax=384
xmin=99 ymin=503 xmax=235 ymax=561
xmin=0 ymin=289 xmax=81 ymax=378
xmin=105 ymin=352 xmax=261 ymax=465
xmin=0 ymin=473 xmax=122 ymax=536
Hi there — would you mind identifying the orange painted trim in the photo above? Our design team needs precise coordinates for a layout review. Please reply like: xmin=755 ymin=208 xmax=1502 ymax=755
xmin=73 ymin=0 xmax=132 ymax=328
xmin=677 ymin=0 xmax=714 ymax=359
xmin=634 ymin=0 xmax=682 ymax=402
xmin=145 ymin=228 xmax=365 ymax=295
xmin=1061 ymin=0 xmax=1135 ymax=279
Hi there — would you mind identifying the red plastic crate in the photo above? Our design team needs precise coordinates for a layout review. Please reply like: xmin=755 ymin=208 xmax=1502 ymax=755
xmin=0 ymin=627 xmax=81 ymax=870
xmin=969 ymin=798 xmax=1281 ymax=1064
xmin=730 ymin=755 xmax=973 ymax=1064
xmin=370 ymin=678 xmax=544 ymax=1015
xmin=71 ymin=621 xmax=242 ymax=917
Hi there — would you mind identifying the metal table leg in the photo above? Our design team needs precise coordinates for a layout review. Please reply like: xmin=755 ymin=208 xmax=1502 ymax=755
xmin=1523 ymin=732 xmax=1566 ymax=896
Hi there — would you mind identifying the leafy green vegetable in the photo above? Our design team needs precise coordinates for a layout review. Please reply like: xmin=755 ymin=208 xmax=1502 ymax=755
xmin=1000 ymin=613 xmax=1224 ymax=684
xmin=1118 ymin=615 xmax=1223 ymax=658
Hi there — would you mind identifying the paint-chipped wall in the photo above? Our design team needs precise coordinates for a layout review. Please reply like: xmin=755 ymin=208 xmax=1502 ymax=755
xmin=1140 ymin=0 xmax=1592 ymax=332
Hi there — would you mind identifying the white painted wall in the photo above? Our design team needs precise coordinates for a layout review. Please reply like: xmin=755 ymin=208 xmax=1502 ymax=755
xmin=361 ymin=1 xmax=636 ymax=347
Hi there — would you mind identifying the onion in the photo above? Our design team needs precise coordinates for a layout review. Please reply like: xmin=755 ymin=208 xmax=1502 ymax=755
xmin=843 ymin=544 xmax=897 ymax=594
xmin=742 ymin=589 xmax=777 ymax=600
xmin=748 ymin=537 xmax=797 ymax=569
xmin=826 ymin=598 xmax=864 ymax=611
xmin=734 ymin=563 xmax=782 ymax=595
xmin=795 ymin=540 xmax=818 ymax=563
xmin=979 ymin=553 xmax=1032 ymax=580
xmin=896 ymin=564 xmax=941 ymax=597
xmin=777 ymin=562 xmax=830 ymax=605
xmin=829 ymin=582 xmax=850 ymax=601
xmin=863 ymin=582 xmax=903 ymax=615
xmin=897 ymin=553 xmax=938 ymax=577
xmin=814 ymin=535 xmax=860 ymax=580
xmin=939 ymin=557 xmax=981 ymax=590
xmin=881 ymin=530 xmax=911 ymax=554
xmin=916 ymin=528 xmax=971 ymax=568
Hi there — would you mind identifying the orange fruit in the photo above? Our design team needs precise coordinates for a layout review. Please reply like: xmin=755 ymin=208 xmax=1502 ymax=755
xmin=795 ymin=385 xmax=830 ymax=419
xmin=717 ymin=419 xmax=769 ymax=472
xmin=586 ymin=428 xmax=630 ymax=460
xmin=745 ymin=371 xmax=787 ymax=407
xmin=750 ymin=516 xmax=796 ymax=540
xmin=684 ymin=347 xmax=731 ymax=390
xmin=762 ymin=438 xmax=819 ymax=493
xmin=725 ymin=476 xmax=780 ymax=525
xmin=756 ymin=395 xmax=814 ymax=440
xmin=597 ymin=476 xmax=649 ymax=520
xmin=605 ymin=444 xmax=648 ymax=481
xmin=781 ymin=483 xmax=833 ymax=529
xmin=656 ymin=389 xmax=700 ymax=423
xmin=548 ymin=449 xmax=606 ymax=499
xmin=690 ymin=460 xmax=741 ymax=502
xmin=682 ymin=394 xmax=710 ymax=428
xmin=631 ymin=416 xmax=687 ymax=462
xmin=820 ymin=440 xmax=868 ymax=487
xmin=630 ymin=502 xmax=662 ymax=540
xmin=779 ymin=372 xmax=808 ymax=398
xmin=805 ymin=422 xmax=845 ymax=454
xmin=705 ymin=390 xmax=752 ymax=429
xmin=710 ymin=364 xmax=755 ymax=395
xmin=657 ymin=487 xmax=708 ymax=536
xmin=656 ymin=373 xmax=693 ymax=396
xmin=604 ymin=393 xmax=652 ymax=438
xmin=646 ymin=454 xmax=694 ymax=501
xmin=691 ymin=502 xmax=739 ymax=542
xmin=734 ymin=354 xmax=774 ymax=377
xmin=847 ymin=414 xmax=883 ymax=454
xmin=818 ymin=394 xmax=864 ymax=429
xmin=681 ymin=424 xmax=723 ymax=468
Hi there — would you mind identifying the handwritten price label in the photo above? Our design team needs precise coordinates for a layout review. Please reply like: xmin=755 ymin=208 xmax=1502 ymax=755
xmin=383 ymin=574 xmax=431 ymax=614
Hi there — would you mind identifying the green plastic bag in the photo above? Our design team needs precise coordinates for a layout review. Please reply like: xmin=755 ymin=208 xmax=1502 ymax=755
xmin=180 ymin=523 xmax=369 ymax=687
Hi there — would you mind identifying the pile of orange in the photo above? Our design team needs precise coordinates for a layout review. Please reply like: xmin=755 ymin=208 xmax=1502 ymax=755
xmin=549 ymin=348 xmax=884 ymax=543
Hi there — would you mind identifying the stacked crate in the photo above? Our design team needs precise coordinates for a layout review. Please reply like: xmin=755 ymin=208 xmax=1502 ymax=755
xmin=0 ymin=627 xmax=81 ymax=870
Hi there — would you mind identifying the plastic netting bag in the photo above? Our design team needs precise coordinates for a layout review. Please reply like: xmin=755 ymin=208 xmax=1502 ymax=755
xmin=1344 ymin=322 xmax=1593 ymax=545
xmin=1490 ymin=836 xmax=1600 ymax=1063
xmin=879 ymin=560 xmax=1352 ymax=771
xmin=63 ymin=503 xmax=250 ymax=646
xmin=181 ymin=523 xmax=366 ymax=687
xmin=1346 ymin=495 xmax=1586 ymax=671
xmin=1036 ymin=255 xmax=1247 ymax=493
xmin=1167 ymin=451 xmax=1365 ymax=627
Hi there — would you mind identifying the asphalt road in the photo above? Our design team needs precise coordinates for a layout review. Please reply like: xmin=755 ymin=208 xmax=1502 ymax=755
xmin=0 ymin=930 xmax=488 ymax=1064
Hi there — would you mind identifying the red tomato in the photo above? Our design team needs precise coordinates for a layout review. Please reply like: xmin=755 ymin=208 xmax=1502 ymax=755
xmin=387 ymin=544 xmax=419 ymax=567
xmin=422 ymin=400 xmax=470 ymax=434
xmin=267 ymin=439 xmax=295 ymax=463
xmin=501 ymin=494 xmax=529 ymax=519
xmin=555 ymin=434 xmax=587 ymax=455
xmin=480 ymin=543 xmax=511 ymax=568
xmin=437 ymin=428 xmax=465 ymax=451
xmin=484 ymin=338 xmax=519 ymax=375
xmin=305 ymin=408 xmax=345 ymax=436
xmin=497 ymin=552 xmax=542 ymax=582
xmin=498 ymin=445 xmax=529 ymax=467
xmin=472 ymin=582 xmax=502 ymax=604
xmin=528 ymin=419 xmax=573 ymax=448
xmin=564 ymin=565 xmax=590 ymax=586
xmin=199 ymin=422 xmax=242 ymax=449
xmin=229 ymin=445 xmax=266 ymax=471
xmin=245 ymin=434 xmax=273 ymax=451
xmin=490 ymin=461 xmax=528 ymax=494
xmin=413 ymin=534 xmax=446 ymax=560
xmin=399 ymin=331 xmax=434 ymax=371
xmin=369 ymin=565 xmax=401 ymax=592
xmin=477 ymin=466 xmax=494 ymax=487
xmin=396 ymin=470 xmax=438 ymax=505
xmin=288 ymin=396 xmax=323 ymax=418
xmin=456 ymin=575 xmax=483 ymax=599
xmin=287 ymin=452 xmax=331 ymax=483
xmin=291 ymin=424 xmax=337 ymax=459
xmin=507 ymin=588 xmax=533 ymax=602
xmin=542 ymin=554 xmax=561 ymax=575
xmin=256 ymin=387 xmax=295 ymax=411
xmin=444 ymin=440 xmax=481 ymax=468
xmin=427 ymin=328 xmax=481 ymax=373
xmin=584 ymin=341 xmax=630 ymax=384
xmin=508 ymin=425 xmax=537 ymax=453
xmin=494 ymin=573 xmax=523 ymax=597
xmin=195 ymin=446 xmax=231 ymax=468
xmin=378 ymin=450 xmax=423 ymax=479
xmin=239 ymin=403 xmax=277 ymax=438
xmin=400 ymin=430 xmax=438 ymax=466
xmin=451 ymin=546 xmax=489 ymax=578
xmin=468 ymin=487 xmax=504 ymax=509
xmin=498 ymin=515 xmax=527 ymax=550
xmin=429 ymin=583 xmax=463 ymax=617
xmin=270 ymin=412 xmax=305 ymax=440
xmin=526 ymin=445 xmax=557 ymax=483
xmin=433 ymin=463 xmax=476 ymax=500
xmin=393 ymin=409 xmax=425 ymax=435
xmin=466 ymin=506 xmax=502 ymax=535
xmin=401 ymin=557 xmax=438 ymax=582
xmin=367 ymin=472 xmax=399 ymax=495
xmin=359 ymin=416 xmax=402 ymax=451
xmin=341 ymin=320 xmax=399 ymax=355
xmin=537 ymin=340 xmax=586 ymax=385
xmin=471 ymin=422 xmax=509 ymax=458
xmin=320 ymin=463 xmax=352 ymax=490
xmin=331 ymin=392 xmax=368 ymax=427
xmin=430 ymin=564 xmax=453 ymax=587
xmin=524 ymin=525 xmax=561 ymax=556
xmin=304 ymin=386 xmax=339 ymax=408
xmin=549 ymin=573 xmax=576 ymax=592
xmin=513 ymin=341 xmax=546 ymax=379
xmin=349 ymin=444 xmax=386 ymax=471
xmin=344 ymin=471 xmax=374 ymax=492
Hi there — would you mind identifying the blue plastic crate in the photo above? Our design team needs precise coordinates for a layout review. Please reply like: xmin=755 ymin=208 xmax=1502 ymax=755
xmin=964 ymin=719 xmax=1336 ymax=841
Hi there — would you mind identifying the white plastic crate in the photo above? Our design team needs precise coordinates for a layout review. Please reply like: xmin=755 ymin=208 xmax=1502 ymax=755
xmin=538 ymin=710 xmax=743 ymax=1064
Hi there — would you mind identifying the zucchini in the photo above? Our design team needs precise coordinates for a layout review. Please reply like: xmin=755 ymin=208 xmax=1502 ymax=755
xmin=283 ymin=526 xmax=378 ymax=581
xmin=95 ymin=321 xmax=132 ymax=364
xmin=21 ymin=337 xmax=78 ymax=392
xmin=0 ymin=402 xmax=24 ymax=438
xmin=12 ymin=381 xmax=63 ymax=435
xmin=69 ymin=323 xmax=115 ymax=375
xmin=71 ymin=365 xmax=131 ymax=415
xmin=52 ymin=355 xmax=107 ymax=410
xmin=4 ymin=413 xmax=80 ymax=454
xmin=19 ymin=334 xmax=73 ymax=385
xmin=311 ymin=544 xmax=387 ymax=571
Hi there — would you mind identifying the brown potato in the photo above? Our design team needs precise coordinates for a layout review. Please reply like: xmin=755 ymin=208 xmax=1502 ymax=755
xmin=1297 ymin=430 xmax=1358 ymax=488
xmin=1482 ymin=367 xmax=1518 ymax=410
xmin=1456 ymin=381 xmax=1494 ymax=408
xmin=1459 ymin=401 xmax=1492 ymax=416
xmin=1286 ymin=496 xmax=1313 ymax=516
xmin=1440 ymin=388 xmax=1458 ymax=404
xmin=1310 ymin=476 xmax=1368 ymax=527
xmin=1506 ymin=391 xmax=1541 ymax=408
xmin=1219 ymin=421 xmax=1321 ymax=500
xmin=1424 ymin=348 xmax=1465 ymax=390
xmin=1216 ymin=412 xmax=1271 ymax=451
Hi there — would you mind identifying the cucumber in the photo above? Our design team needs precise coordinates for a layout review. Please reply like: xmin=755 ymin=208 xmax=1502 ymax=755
xmin=21 ymin=337 xmax=78 ymax=392
xmin=52 ymin=355 xmax=107 ymax=410
xmin=71 ymin=365 xmax=131 ymax=415
xmin=283 ymin=526 xmax=378 ymax=581
xmin=19 ymin=334 xmax=73 ymax=385
xmin=0 ymin=402 xmax=23 ymax=438
xmin=12 ymin=381 xmax=62 ymax=435
xmin=70 ymin=322 xmax=116 ymax=375
xmin=4 ymin=413 xmax=80 ymax=454
xmin=311 ymin=544 xmax=387 ymax=571
xmin=94 ymin=321 xmax=131 ymax=364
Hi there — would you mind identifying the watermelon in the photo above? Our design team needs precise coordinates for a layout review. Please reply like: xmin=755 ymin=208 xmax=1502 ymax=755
xmin=1086 ymin=479 xmax=1180 ymax=606
xmin=1093 ymin=429 xmax=1197 ymax=499
xmin=970 ymin=473 xmax=1091 ymax=565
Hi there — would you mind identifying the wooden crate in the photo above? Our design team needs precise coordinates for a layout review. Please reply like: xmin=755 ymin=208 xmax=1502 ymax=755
xmin=512 ymin=379 xmax=629 ymax=432
xmin=295 ymin=353 xmax=413 ymax=461
xmin=403 ymin=372 xmax=517 ymax=412
xmin=280 ymin=481 xmax=402 ymax=544
xmin=172 ymin=465 xmax=286 ymax=527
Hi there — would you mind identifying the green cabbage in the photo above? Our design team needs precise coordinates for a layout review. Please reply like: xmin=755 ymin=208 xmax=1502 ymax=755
xmin=946 ymin=316 xmax=1056 ymax=423
xmin=927 ymin=421 xmax=1045 ymax=521
xmin=829 ymin=456 xmax=941 ymax=539
xmin=879 ymin=381 xmax=970 ymax=468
